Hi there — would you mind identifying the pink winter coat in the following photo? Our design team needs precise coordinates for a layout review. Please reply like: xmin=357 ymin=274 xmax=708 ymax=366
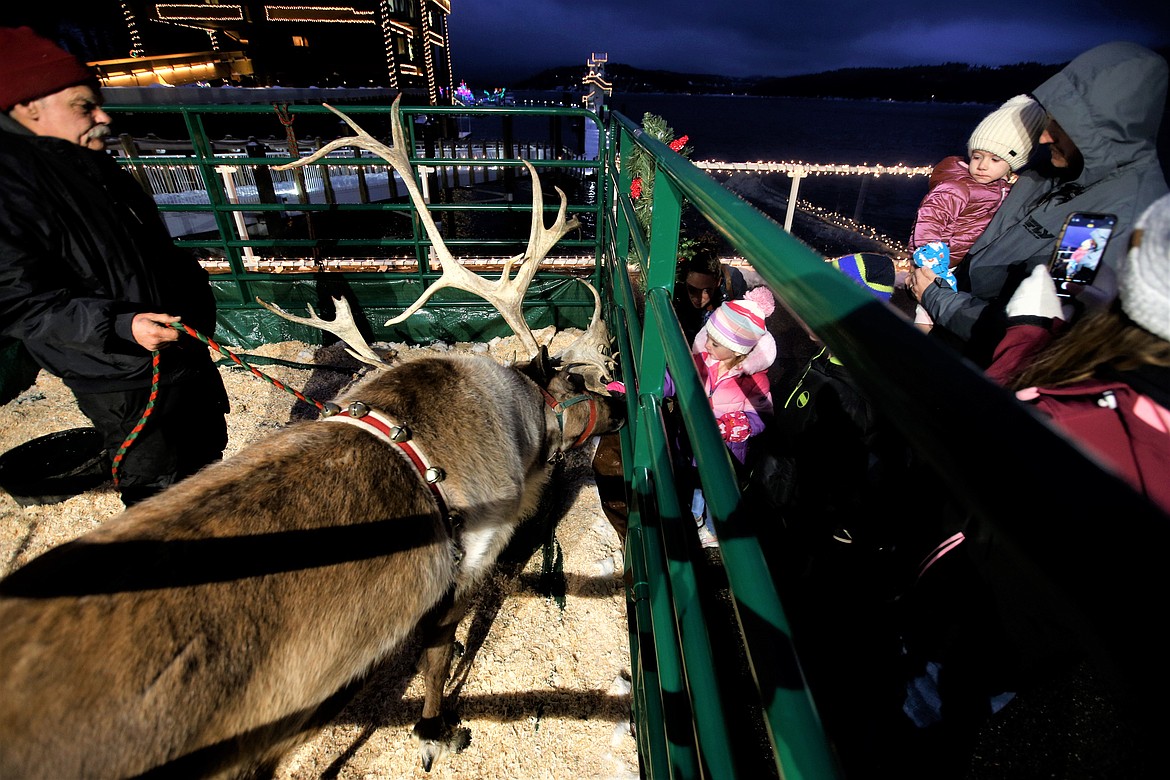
xmin=910 ymin=155 xmax=1013 ymax=267
xmin=692 ymin=327 xmax=777 ymax=464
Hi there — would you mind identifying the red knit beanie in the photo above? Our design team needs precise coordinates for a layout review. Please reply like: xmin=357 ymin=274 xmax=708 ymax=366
xmin=0 ymin=27 xmax=96 ymax=112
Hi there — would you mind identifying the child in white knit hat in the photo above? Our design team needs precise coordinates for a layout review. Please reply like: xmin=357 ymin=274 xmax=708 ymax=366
xmin=908 ymin=94 xmax=1047 ymax=332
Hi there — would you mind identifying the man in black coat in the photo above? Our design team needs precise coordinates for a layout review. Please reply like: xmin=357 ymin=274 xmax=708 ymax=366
xmin=0 ymin=26 xmax=229 ymax=506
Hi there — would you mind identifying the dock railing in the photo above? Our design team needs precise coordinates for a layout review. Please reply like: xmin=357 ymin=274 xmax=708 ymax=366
xmin=603 ymin=108 xmax=1169 ymax=779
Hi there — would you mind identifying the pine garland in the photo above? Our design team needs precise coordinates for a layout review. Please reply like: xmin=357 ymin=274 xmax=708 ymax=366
xmin=626 ymin=113 xmax=694 ymax=253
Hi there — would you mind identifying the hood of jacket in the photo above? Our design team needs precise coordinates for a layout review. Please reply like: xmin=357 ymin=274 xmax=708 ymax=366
xmin=927 ymin=155 xmax=972 ymax=190
xmin=1032 ymin=41 xmax=1168 ymax=189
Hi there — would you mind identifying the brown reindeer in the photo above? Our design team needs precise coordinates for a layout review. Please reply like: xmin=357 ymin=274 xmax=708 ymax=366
xmin=0 ymin=98 xmax=623 ymax=778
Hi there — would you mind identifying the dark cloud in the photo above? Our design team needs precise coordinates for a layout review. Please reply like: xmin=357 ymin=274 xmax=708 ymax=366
xmin=448 ymin=0 xmax=1170 ymax=84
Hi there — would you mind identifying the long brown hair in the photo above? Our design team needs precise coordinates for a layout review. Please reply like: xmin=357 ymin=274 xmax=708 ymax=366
xmin=1010 ymin=301 xmax=1170 ymax=390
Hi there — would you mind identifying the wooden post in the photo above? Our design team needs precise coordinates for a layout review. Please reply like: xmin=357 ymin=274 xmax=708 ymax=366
xmin=318 ymin=137 xmax=336 ymax=205
xmin=246 ymin=137 xmax=281 ymax=237
xmin=118 ymin=133 xmax=154 ymax=196
xmin=784 ymin=171 xmax=806 ymax=233
xmin=354 ymin=148 xmax=370 ymax=204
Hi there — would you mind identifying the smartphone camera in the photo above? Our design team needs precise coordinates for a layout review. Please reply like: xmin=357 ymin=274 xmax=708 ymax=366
xmin=1048 ymin=212 xmax=1118 ymax=298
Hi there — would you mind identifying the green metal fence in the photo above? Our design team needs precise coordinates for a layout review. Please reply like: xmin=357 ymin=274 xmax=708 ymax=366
xmin=103 ymin=100 xmax=607 ymax=348
xmin=602 ymin=108 xmax=1169 ymax=779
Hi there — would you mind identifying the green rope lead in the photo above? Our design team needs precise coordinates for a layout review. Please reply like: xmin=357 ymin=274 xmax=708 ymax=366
xmin=111 ymin=321 xmax=340 ymax=487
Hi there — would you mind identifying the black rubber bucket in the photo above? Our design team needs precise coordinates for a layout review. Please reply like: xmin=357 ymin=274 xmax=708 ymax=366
xmin=0 ymin=427 xmax=109 ymax=507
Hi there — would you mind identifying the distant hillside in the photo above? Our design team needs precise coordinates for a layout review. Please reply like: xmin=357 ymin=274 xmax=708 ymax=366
xmin=517 ymin=63 xmax=756 ymax=96
xmin=517 ymin=48 xmax=1170 ymax=103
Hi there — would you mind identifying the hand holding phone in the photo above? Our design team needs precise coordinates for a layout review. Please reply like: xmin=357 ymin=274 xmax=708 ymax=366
xmin=1048 ymin=212 xmax=1118 ymax=298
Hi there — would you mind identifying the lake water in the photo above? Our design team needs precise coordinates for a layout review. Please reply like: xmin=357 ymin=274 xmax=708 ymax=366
xmin=522 ymin=90 xmax=1170 ymax=250
xmin=603 ymin=93 xmax=994 ymax=243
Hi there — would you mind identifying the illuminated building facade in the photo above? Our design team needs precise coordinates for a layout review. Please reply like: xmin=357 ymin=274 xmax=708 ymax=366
xmin=107 ymin=1 xmax=453 ymax=103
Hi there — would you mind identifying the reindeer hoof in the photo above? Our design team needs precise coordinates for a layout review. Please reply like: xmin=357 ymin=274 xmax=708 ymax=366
xmin=414 ymin=715 xmax=471 ymax=772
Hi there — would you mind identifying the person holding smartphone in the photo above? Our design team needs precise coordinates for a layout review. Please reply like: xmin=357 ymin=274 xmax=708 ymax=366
xmin=906 ymin=41 xmax=1169 ymax=367
xmin=895 ymin=193 xmax=1170 ymax=780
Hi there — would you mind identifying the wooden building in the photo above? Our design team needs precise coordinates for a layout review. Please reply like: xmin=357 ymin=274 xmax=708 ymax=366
xmin=94 ymin=1 xmax=454 ymax=104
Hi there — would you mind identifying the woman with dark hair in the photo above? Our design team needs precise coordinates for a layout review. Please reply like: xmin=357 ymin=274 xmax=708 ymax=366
xmin=673 ymin=237 xmax=747 ymax=341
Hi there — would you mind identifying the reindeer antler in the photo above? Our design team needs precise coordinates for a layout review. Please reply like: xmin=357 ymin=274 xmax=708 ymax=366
xmin=552 ymin=280 xmax=616 ymax=391
xmin=272 ymin=97 xmax=581 ymax=361
xmin=255 ymin=296 xmax=392 ymax=369
xmin=382 ymin=156 xmax=579 ymax=358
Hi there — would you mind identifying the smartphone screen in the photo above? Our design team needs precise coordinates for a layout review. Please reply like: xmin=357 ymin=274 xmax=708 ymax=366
xmin=1048 ymin=212 xmax=1118 ymax=297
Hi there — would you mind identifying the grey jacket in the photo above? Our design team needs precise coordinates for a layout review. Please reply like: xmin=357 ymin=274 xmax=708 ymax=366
xmin=923 ymin=42 xmax=1169 ymax=364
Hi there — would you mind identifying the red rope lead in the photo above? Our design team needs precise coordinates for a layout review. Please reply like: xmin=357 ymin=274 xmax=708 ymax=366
xmin=111 ymin=321 xmax=337 ymax=486
xmin=112 ymin=351 xmax=161 ymax=486
xmin=170 ymin=321 xmax=334 ymax=414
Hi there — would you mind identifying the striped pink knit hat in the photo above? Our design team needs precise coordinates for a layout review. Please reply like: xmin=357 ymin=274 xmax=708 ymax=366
xmin=705 ymin=286 xmax=775 ymax=355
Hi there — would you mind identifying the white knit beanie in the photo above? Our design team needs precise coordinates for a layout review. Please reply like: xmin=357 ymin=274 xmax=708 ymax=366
xmin=1119 ymin=192 xmax=1170 ymax=342
xmin=967 ymin=94 xmax=1047 ymax=171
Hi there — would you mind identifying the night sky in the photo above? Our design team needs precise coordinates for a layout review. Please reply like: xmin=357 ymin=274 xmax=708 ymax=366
xmin=0 ymin=2 xmax=1166 ymax=87
xmin=448 ymin=0 xmax=1170 ymax=84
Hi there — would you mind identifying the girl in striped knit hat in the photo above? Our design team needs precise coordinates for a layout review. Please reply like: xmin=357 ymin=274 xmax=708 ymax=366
xmin=689 ymin=285 xmax=777 ymax=547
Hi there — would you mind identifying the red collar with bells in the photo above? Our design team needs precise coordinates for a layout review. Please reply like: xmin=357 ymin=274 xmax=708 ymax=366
xmin=323 ymin=401 xmax=452 ymax=523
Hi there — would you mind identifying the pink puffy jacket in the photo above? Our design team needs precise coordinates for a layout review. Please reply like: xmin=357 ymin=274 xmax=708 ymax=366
xmin=691 ymin=327 xmax=776 ymax=464
xmin=910 ymin=156 xmax=1013 ymax=267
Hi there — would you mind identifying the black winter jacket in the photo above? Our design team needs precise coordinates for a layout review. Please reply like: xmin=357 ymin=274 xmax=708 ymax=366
xmin=0 ymin=114 xmax=218 ymax=394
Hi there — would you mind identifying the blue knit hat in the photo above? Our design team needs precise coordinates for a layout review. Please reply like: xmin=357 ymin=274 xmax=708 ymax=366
xmin=830 ymin=253 xmax=895 ymax=301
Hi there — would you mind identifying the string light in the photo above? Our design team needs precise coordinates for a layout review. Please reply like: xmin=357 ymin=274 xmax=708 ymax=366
xmin=155 ymin=4 xmax=245 ymax=22
xmin=420 ymin=2 xmax=437 ymax=105
xmin=379 ymin=0 xmax=401 ymax=90
xmin=120 ymin=1 xmax=144 ymax=58
xmin=695 ymin=160 xmax=933 ymax=178
xmin=265 ymin=6 xmax=376 ymax=23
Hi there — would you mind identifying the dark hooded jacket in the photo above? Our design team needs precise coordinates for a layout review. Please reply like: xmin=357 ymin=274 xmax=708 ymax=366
xmin=0 ymin=113 xmax=219 ymax=394
xmin=922 ymin=42 xmax=1169 ymax=365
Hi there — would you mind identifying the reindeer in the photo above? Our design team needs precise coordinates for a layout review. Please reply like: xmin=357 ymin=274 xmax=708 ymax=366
xmin=0 ymin=97 xmax=623 ymax=778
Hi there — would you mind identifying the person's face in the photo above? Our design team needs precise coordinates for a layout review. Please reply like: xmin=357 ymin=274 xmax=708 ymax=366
xmin=705 ymin=334 xmax=739 ymax=362
xmin=19 ymin=85 xmax=111 ymax=150
xmin=685 ymin=270 xmax=719 ymax=311
xmin=968 ymin=150 xmax=1012 ymax=184
xmin=1038 ymin=118 xmax=1082 ymax=170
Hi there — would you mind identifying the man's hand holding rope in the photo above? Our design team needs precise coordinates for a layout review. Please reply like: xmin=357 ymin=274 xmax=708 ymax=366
xmin=131 ymin=312 xmax=182 ymax=351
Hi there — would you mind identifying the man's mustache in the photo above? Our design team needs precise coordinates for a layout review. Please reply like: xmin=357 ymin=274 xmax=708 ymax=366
xmin=86 ymin=124 xmax=111 ymax=142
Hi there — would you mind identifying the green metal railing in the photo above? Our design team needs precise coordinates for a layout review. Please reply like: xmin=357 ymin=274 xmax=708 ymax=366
xmin=103 ymin=101 xmax=606 ymax=348
xmin=5 ymin=99 xmax=1163 ymax=778
xmin=603 ymin=108 xmax=1169 ymax=779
